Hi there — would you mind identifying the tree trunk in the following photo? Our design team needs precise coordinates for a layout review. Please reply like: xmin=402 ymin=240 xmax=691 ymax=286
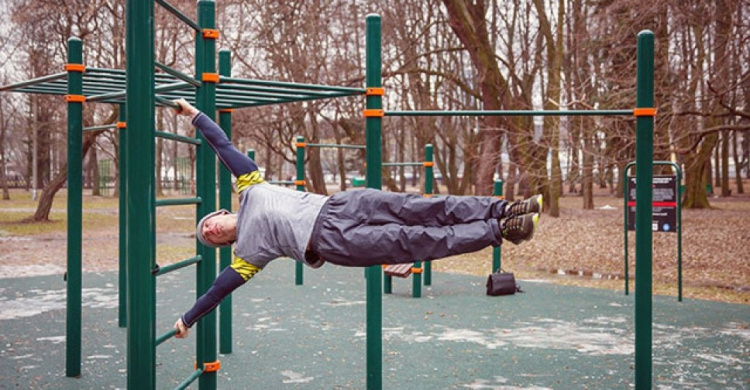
xmin=721 ymin=130 xmax=730 ymax=196
xmin=732 ymin=131 xmax=744 ymax=194
xmin=28 ymin=130 xmax=102 ymax=222
xmin=683 ymin=133 xmax=717 ymax=208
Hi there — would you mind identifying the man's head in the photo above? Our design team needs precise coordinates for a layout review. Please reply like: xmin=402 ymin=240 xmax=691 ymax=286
xmin=196 ymin=209 xmax=238 ymax=247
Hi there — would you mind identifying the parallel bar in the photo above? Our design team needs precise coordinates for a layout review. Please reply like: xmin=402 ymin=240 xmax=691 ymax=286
xmin=155 ymin=96 xmax=181 ymax=109
xmin=386 ymin=109 xmax=633 ymax=117
xmin=154 ymin=255 xmax=202 ymax=276
xmin=155 ymin=130 xmax=202 ymax=145
xmin=220 ymin=76 xmax=366 ymax=94
xmin=89 ymin=81 xmax=191 ymax=103
xmin=267 ymin=180 xmax=296 ymax=185
xmin=83 ymin=123 xmax=119 ymax=132
xmin=217 ymin=83 xmax=347 ymax=99
xmin=155 ymin=0 xmax=201 ymax=31
xmin=155 ymin=61 xmax=201 ymax=87
xmin=0 ymin=72 xmax=66 ymax=91
xmin=382 ymin=162 xmax=422 ymax=167
xmin=305 ymin=143 xmax=365 ymax=150
xmin=175 ymin=368 xmax=204 ymax=390
xmin=155 ymin=329 xmax=178 ymax=346
xmin=155 ymin=197 xmax=202 ymax=207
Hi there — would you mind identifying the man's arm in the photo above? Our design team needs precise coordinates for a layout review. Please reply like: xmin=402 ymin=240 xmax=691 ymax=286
xmin=174 ymin=257 xmax=262 ymax=339
xmin=174 ymin=98 xmax=259 ymax=178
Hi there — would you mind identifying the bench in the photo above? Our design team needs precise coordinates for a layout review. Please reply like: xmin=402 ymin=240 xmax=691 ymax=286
xmin=383 ymin=263 xmax=413 ymax=278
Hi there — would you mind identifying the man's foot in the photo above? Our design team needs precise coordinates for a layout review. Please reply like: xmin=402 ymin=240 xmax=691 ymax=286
xmin=504 ymin=195 xmax=543 ymax=219
xmin=500 ymin=213 xmax=539 ymax=245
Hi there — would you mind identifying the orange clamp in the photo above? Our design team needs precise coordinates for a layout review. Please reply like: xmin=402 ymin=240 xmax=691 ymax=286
xmin=411 ymin=267 xmax=423 ymax=274
xmin=633 ymin=108 xmax=657 ymax=117
xmin=219 ymin=108 xmax=234 ymax=113
xmin=422 ymin=193 xmax=433 ymax=198
xmin=294 ymin=180 xmax=306 ymax=186
xmin=494 ymin=195 xmax=506 ymax=200
xmin=423 ymin=161 xmax=434 ymax=167
xmin=363 ymin=109 xmax=384 ymax=118
xmin=366 ymin=87 xmax=384 ymax=96
xmin=65 ymin=95 xmax=86 ymax=103
xmin=65 ymin=64 xmax=86 ymax=73
xmin=202 ymin=73 xmax=220 ymax=83
xmin=296 ymin=142 xmax=306 ymax=148
xmin=116 ymin=122 xmax=127 ymax=129
xmin=202 ymin=29 xmax=220 ymax=39
xmin=194 ymin=360 xmax=221 ymax=373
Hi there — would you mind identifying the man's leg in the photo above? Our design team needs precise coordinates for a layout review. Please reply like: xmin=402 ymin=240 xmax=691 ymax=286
xmin=317 ymin=220 xmax=503 ymax=267
xmin=339 ymin=189 xmax=507 ymax=227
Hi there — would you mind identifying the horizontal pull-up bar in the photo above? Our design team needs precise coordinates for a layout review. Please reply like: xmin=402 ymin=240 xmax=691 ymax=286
xmin=382 ymin=162 xmax=424 ymax=167
xmin=155 ymin=62 xmax=200 ymax=87
xmin=152 ymin=255 xmax=203 ymax=276
xmin=0 ymin=72 xmax=66 ymax=92
xmin=155 ymin=130 xmax=202 ymax=145
xmin=155 ymin=197 xmax=202 ymax=207
xmin=220 ymin=76 xmax=366 ymax=94
xmin=155 ymin=0 xmax=200 ymax=31
xmin=303 ymin=143 xmax=366 ymax=150
xmin=175 ymin=368 xmax=204 ymax=390
xmin=385 ymin=109 xmax=634 ymax=117
xmin=155 ymin=329 xmax=178 ymax=346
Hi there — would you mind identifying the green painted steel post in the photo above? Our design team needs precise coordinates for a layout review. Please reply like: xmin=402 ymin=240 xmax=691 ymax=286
xmin=218 ymin=49 xmax=233 ymax=355
xmin=295 ymin=136 xmax=306 ymax=285
xmin=125 ymin=0 xmax=156 ymax=387
xmin=196 ymin=2 xmax=218 ymax=389
xmin=624 ymin=163 xmax=632 ymax=296
xmin=65 ymin=37 xmax=83 ymax=378
xmin=118 ymin=104 xmax=127 ymax=328
xmin=423 ymin=144 xmax=434 ymax=285
xmin=492 ymin=180 xmax=504 ymax=272
xmin=247 ymin=149 xmax=255 ymax=161
xmin=677 ymin=167 xmax=682 ymax=302
xmin=634 ymin=30 xmax=655 ymax=390
xmin=365 ymin=14 xmax=383 ymax=390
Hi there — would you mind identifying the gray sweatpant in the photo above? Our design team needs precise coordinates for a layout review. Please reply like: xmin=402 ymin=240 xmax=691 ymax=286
xmin=309 ymin=189 xmax=508 ymax=267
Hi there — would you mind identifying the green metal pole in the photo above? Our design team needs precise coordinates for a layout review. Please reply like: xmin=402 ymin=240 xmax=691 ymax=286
xmin=634 ymin=30 xmax=655 ymax=390
xmin=65 ymin=36 xmax=83 ymax=378
xmin=423 ymin=144 xmax=433 ymax=286
xmin=365 ymin=14 xmax=383 ymax=390
xmin=295 ymin=136 xmax=306 ymax=285
xmin=492 ymin=180 xmax=503 ymax=272
xmin=218 ymin=49 xmax=233 ymax=355
xmin=118 ymin=104 xmax=127 ymax=328
xmin=125 ymin=0 xmax=156 ymax=387
xmin=196 ymin=2 xmax=218 ymax=389
xmin=677 ymin=167 xmax=682 ymax=302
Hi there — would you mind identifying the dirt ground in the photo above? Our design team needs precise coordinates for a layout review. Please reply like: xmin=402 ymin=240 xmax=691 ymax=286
xmin=0 ymin=186 xmax=748 ymax=304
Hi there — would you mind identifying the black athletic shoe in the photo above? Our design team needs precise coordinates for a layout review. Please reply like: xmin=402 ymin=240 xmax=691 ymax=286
xmin=501 ymin=212 xmax=539 ymax=245
xmin=504 ymin=194 xmax=543 ymax=219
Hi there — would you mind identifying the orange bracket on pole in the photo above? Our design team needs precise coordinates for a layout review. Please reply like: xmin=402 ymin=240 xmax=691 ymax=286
xmin=633 ymin=108 xmax=657 ymax=117
xmin=202 ymin=73 xmax=219 ymax=83
xmin=294 ymin=180 xmax=306 ymax=186
xmin=411 ymin=267 xmax=423 ymax=274
xmin=202 ymin=29 xmax=220 ymax=39
xmin=363 ymin=109 xmax=384 ymax=117
xmin=219 ymin=108 xmax=234 ymax=113
xmin=365 ymin=87 xmax=384 ymax=96
xmin=116 ymin=122 xmax=127 ymax=129
xmin=194 ymin=360 xmax=221 ymax=373
xmin=423 ymin=161 xmax=434 ymax=167
xmin=295 ymin=142 xmax=306 ymax=148
xmin=65 ymin=64 xmax=86 ymax=73
xmin=65 ymin=95 xmax=86 ymax=103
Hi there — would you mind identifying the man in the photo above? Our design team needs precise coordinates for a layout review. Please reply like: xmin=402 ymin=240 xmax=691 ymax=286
xmin=172 ymin=99 xmax=541 ymax=338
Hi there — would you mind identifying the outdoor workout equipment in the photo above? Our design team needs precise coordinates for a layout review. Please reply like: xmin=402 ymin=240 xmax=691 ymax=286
xmin=1 ymin=4 xmax=657 ymax=389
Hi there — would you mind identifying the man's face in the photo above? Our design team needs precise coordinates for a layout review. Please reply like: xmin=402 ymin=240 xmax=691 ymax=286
xmin=201 ymin=213 xmax=236 ymax=246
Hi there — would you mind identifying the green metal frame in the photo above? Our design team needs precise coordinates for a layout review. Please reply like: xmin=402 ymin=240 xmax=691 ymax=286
xmin=3 ymin=6 xmax=656 ymax=389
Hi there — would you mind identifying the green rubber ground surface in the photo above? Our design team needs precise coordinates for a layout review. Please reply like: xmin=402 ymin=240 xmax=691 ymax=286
xmin=1 ymin=260 xmax=748 ymax=389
